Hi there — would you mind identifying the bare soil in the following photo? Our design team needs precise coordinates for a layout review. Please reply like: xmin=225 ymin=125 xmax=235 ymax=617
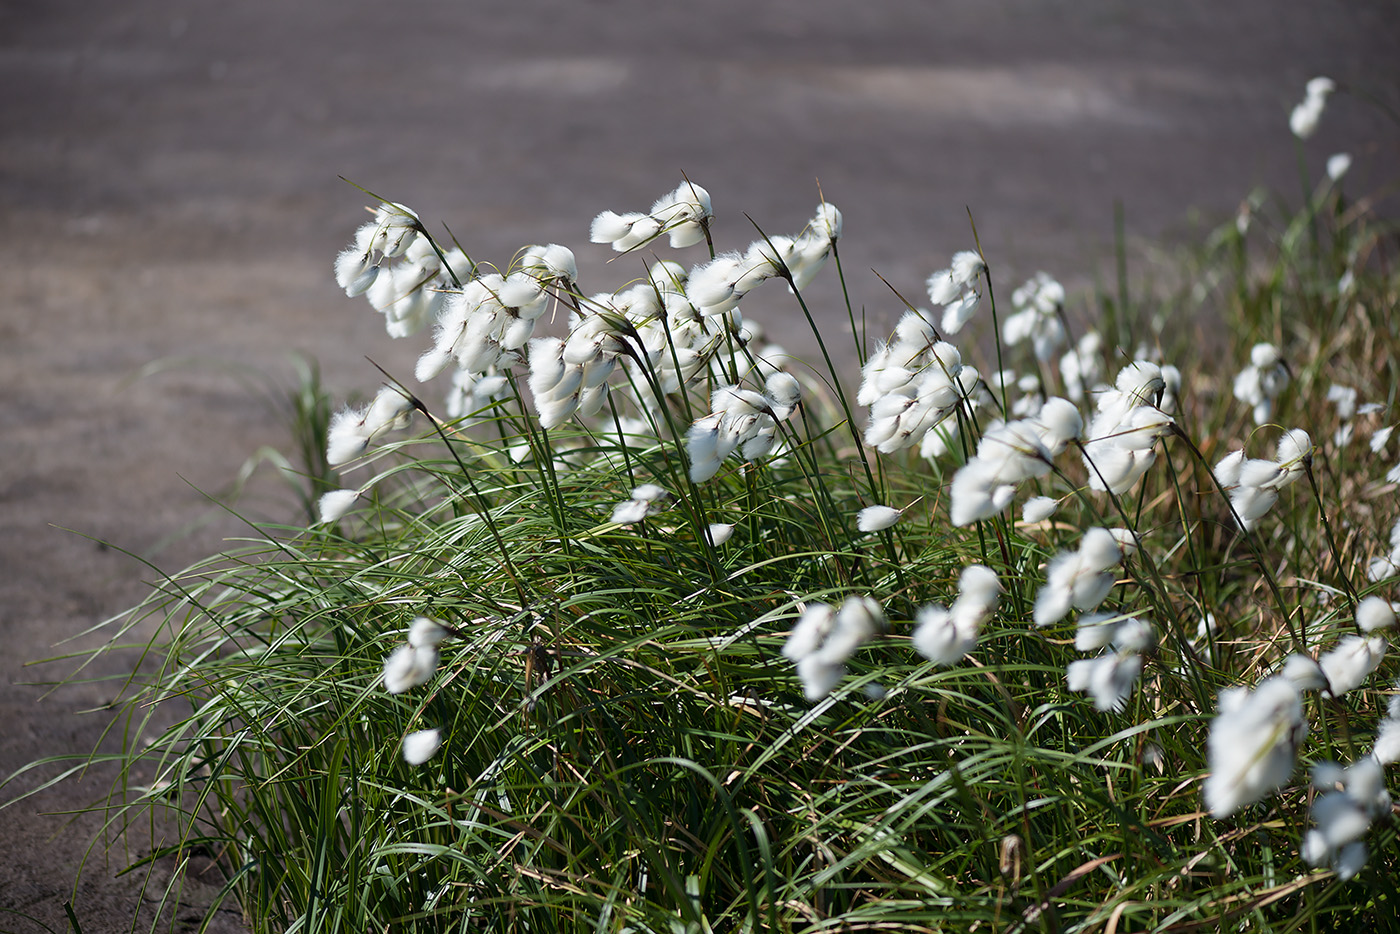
xmin=2 ymin=1 xmax=1396 ymax=930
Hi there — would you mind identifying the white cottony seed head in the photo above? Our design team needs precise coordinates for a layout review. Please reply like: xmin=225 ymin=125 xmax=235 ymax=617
xmin=383 ymin=643 xmax=440 ymax=694
xmin=1356 ymin=596 xmax=1397 ymax=633
xmin=857 ymin=505 xmax=902 ymax=533
xmin=783 ymin=596 xmax=884 ymax=700
xmin=1373 ymin=718 xmax=1400 ymax=764
xmin=317 ymin=489 xmax=359 ymax=524
xmin=631 ymin=483 xmax=667 ymax=503
xmin=408 ymin=616 xmax=451 ymax=648
xmin=1204 ymin=676 xmax=1307 ymax=817
xmin=1327 ymin=152 xmax=1353 ymax=181
xmin=1318 ymin=635 xmax=1387 ymax=696
xmin=1022 ymin=496 xmax=1058 ymax=524
xmin=705 ymin=523 xmax=735 ymax=547
xmin=912 ymin=605 xmax=972 ymax=665
xmin=1282 ymin=653 xmax=1328 ymax=692
xmin=610 ymin=498 xmax=651 ymax=525
xmin=402 ymin=728 xmax=442 ymax=765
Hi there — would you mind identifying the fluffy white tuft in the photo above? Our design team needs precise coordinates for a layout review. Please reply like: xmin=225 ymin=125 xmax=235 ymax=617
xmin=402 ymin=728 xmax=442 ymax=765
xmin=317 ymin=489 xmax=360 ymax=524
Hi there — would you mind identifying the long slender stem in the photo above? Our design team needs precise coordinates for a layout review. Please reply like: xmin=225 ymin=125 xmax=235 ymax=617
xmin=1071 ymin=440 xmax=1212 ymax=710
xmin=830 ymin=242 xmax=867 ymax=368
xmin=1170 ymin=424 xmax=1306 ymax=654
xmin=1304 ymin=459 xmax=1357 ymax=608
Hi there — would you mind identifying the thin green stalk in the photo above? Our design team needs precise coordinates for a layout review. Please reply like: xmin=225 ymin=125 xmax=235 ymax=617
xmin=1071 ymin=438 xmax=1212 ymax=709
xmin=400 ymin=389 xmax=533 ymax=609
xmin=1303 ymin=459 xmax=1357 ymax=609
xmin=830 ymin=241 xmax=867 ymax=368
xmin=1294 ymin=139 xmax=1322 ymax=274
xmin=502 ymin=368 xmax=572 ymax=544
xmin=965 ymin=211 xmax=1009 ymax=421
xmin=746 ymin=217 xmax=879 ymax=498
xmin=611 ymin=340 xmax=726 ymax=582
xmin=1169 ymin=424 xmax=1306 ymax=654
xmin=1012 ymin=742 xmax=1057 ymax=934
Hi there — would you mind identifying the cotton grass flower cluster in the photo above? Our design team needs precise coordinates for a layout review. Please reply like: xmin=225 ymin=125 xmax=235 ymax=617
xmin=1232 ymin=342 xmax=1289 ymax=425
xmin=527 ymin=311 xmax=634 ymax=429
xmin=1301 ymin=758 xmax=1391 ymax=880
xmin=402 ymin=728 xmax=443 ymax=766
xmin=1355 ymin=595 xmax=1397 ymax=633
xmin=686 ymin=375 xmax=801 ymax=483
xmin=542 ymin=195 xmax=836 ymax=437
xmin=608 ymin=260 xmax=714 ymax=395
xmin=591 ymin=180 xmax=713 ymax=252
xmin=782 ymin=202 xmax=844 ymax=291
xmin=731 ymin=201 xmax=845 ymax=294
xmin=1372 ymin=682 xmax=1400 ymax=764
xmin=1021 ymin=495 xmax=1058 ymax=524
xmin=444 ymin=366 xmax=512 ymax=424
xmin=610 ymin=483 xmax=668 ymax=525
xmin=337 ymin=204 xmax=471 ymax=339
xmin=1067 ymin=613 xmax=1155 ymax=711
xmin=1002 ymin=272 xmax=1067 ymax=362
xmin=1213 ymin=428 xmax=1311 ymax=531
xmin=781 ymin=596 xmax=885 ymax=700
xmin=1271 ymin=607 xmax=1387 ymax=700
xmin=705 ymin=522 xmax=735 ymax=547
xmin=1205 ymin=676 xmax=1308 ymax=817
xmin=326 ymin=384 xmax=415 ymax=466
xmin=1317 ymin=634 xmax=1387 ymax=697
xmin=317 ymin=488 xmax=360 ymax=524
xmin=1327 ymin=383 xmax=1358 ymax=447
xmin=415 ymin=244 xmax=576 ymax=383
xmin=926 ymin=250 xmax=986 ymax=334
xmin=686 ymin=203 xmax=842 ymax=316
xmin=1326 ymin=152 xmax=1353 ymax=183
xmin=319 ymin=383 xmax=421 ymax=522
xmin=1032 ymin=526 xmax=1131 ymax=628
xmin=1059 ymin=330 xmax=1104 ymax=404
xmin=335 ymin=186 xmax=840 ymax=480
xmin=1289 ymin=76 xmax=1336 ymax=140
xmin=383 ymin=616 xmax=452 ymax=695
xmin=1080 ymin=360 xmax=1177 ymax=494
xmin=949 ymin=397 xmax=1082 ymax=526
xmin=856 ymin=504 xmax=903 ymax=533
xmin=996 ymin=369 xmax=1046 ymax=420
xmin=1366 ymin=516 xmax=1400 ymax=583
xmin=911 ymin=565 xmax=1001 ymax=665
xmin=859 ymin=312 xmax=982 ymax=456
xmin=334 ymin=201 xmax=422 ymax=297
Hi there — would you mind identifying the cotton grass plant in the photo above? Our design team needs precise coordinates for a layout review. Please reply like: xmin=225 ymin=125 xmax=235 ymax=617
xmin=9 ymin=80 xmax=1400 ymax=932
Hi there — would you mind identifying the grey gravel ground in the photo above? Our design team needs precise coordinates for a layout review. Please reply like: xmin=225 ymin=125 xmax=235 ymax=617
xmin=3 ymin=1 xmax=1397 ymax=930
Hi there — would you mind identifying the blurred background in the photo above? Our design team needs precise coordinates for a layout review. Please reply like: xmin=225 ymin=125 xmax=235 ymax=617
xmin=2 ymin=1 xmax=1397 ymax=930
